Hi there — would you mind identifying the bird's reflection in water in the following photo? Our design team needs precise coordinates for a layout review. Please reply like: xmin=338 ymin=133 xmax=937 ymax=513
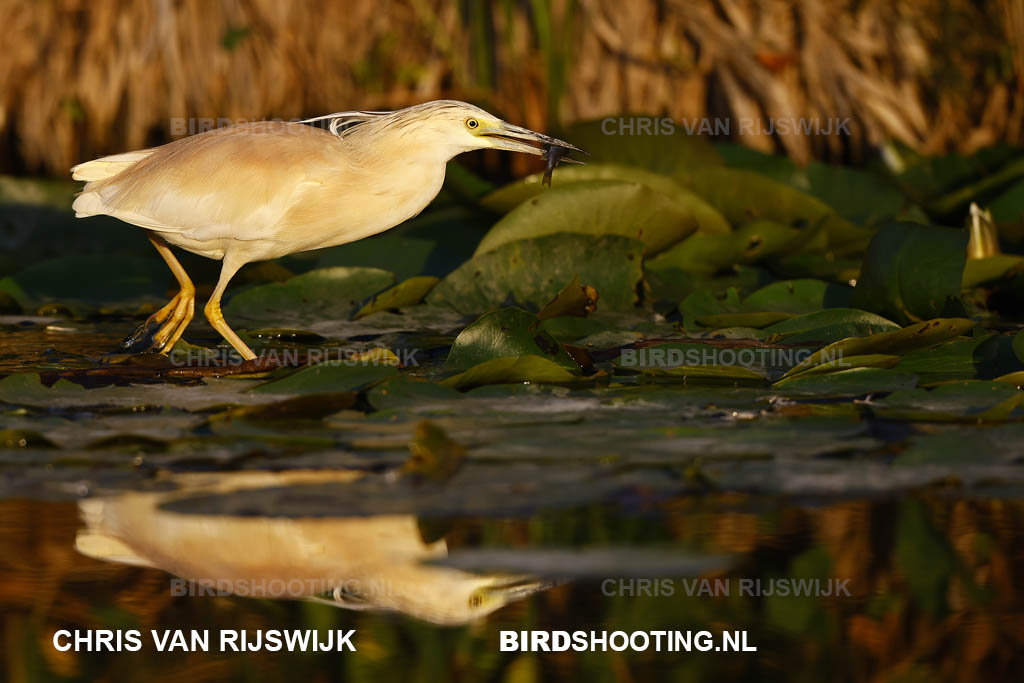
xmin=74 ymin=471 xmax=552 ymax=626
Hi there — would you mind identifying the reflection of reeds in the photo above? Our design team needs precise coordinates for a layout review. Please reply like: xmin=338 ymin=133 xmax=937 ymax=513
xmin=1 ymin=0 xmax=1020 ymax=175
xmin=1 ymin=496 xmax=1023 ymax=679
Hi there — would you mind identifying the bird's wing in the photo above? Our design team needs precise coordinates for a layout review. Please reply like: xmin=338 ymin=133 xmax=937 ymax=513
xmin=71 ymin=122 xmax=343 ymax=241
xmin=71 ymin=149 xmax=157 ymax=181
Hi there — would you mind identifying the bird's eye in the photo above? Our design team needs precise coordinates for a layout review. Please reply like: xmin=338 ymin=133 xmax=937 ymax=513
xmin=466 ymin=118 xmax=480 ymax=130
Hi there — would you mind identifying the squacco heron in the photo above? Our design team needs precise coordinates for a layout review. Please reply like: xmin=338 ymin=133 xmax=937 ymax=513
xmin=71 ymin=100 xmax=580 ymax=361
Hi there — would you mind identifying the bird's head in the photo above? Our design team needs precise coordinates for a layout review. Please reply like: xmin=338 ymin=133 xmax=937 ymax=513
xmin=381 ymin=100 xmax=583 ymax=161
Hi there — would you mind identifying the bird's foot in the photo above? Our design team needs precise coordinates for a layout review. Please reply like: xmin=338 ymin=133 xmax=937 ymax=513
xmin=117 ymin=290 xmax=195 ymax=355
xmin=117 ymin=315 xmax=167 ymax=354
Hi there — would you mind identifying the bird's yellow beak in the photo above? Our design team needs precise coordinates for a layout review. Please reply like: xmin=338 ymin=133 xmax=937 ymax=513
xmin=480 ymin=121 xmax=584 ymax=157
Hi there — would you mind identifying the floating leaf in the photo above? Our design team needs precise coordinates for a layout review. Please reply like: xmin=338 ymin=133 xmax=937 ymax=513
xmin=480 ymin=164 xmax=731 ymax=236
xmin=742 ymin=279 xmax=853 ymax=314
xmin=354 ymin=276 xmax=440 ymax=319
xmin=782 ymin=318 xmax=976 ymax=378
xmin=774 ymin=354 xmax=901 ymax=384
xmin=961 ymin=254 xmax=1024 ymax=288
xmin=646 ymin=221 xmax=808 ymax=276
xmin=536 ymin=275 xmax=598 ymax=321
xmin=250 ymin=361 xmax=398 ymax=394
xmin=775 ymin=367 xmax=919 ymax=397
xmin=851 ymin=222 xmax=967 ymax=323
xmin=429 ymin=233 xmax=642 ymax=314
xmin=763 ymin=309 xmax=901 ymax=345
xmin=445 ymin=308 xmax=578 ymax=371
xmin=892 ymin=334 xmax=1009 ymax=384
xmin=675 ymin=167 xmax=867 ymax=249
xmin=474 ymin=181 xmax=706 ymax=257
xmin=225 ymin=267 xmax=394 ymax=325
xmin=441 ymin=355 xmax=578 ymax=390
xmin=638 ymin=364 xmax=769 ymax=385
xmin=366 ymin=377 xmax=464 ymax=411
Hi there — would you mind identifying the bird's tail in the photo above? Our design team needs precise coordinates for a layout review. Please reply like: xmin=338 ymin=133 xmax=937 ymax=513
xmin=70 ymin=149 xmax=154 ymax=181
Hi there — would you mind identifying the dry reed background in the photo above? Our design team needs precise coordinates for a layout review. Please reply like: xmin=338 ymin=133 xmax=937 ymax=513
xmin=0 ymin=0 xmax=1022 ymax=176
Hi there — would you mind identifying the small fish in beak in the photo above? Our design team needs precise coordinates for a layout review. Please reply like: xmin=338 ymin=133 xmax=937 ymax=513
xmin=543 ymin=145 xmax=572 ymax=186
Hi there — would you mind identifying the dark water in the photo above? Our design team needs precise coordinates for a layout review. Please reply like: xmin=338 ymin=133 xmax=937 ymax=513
xmin=2 ymin=482 xmax=1022 ymax=682
xmin=3 ymin=314 xmax=1024 ymax=682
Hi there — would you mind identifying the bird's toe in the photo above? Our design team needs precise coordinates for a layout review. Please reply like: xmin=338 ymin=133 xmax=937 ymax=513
xmin=117 ymin=316 xmax=168 ymax=354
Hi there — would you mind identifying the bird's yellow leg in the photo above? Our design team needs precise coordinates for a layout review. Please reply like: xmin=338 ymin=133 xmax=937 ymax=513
xmin=204 ymin=257 xmax=256 ymax=361
xmin=119 ymin=232 xmax=195 ymax=354
xmin=147 ymin=232 xmax=195 ymax=350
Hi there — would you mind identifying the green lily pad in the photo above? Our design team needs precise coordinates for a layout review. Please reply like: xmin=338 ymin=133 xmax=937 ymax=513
xmin=225 ymin=267 xmax=395 ymax=325
xmin=446 ymin=308 xmax=578 ymax=371
xmin=782 ymin=318 xmax=976 ymax=378
xmin=892 ymin=334 xmax=1012 ymax=383
xmin=366 ymin=377 xmax=464 ymax=412
xmin=441 ymin=355 xmax=578 ymax=390
xmin=763 ymin=309 xmax=902 ymax=345
xmin=639 ymin=364 xmax=769 ymax=385
xmin=480 ymin=164 xmax=731 ymax=236
xmin=774 ymin=354 xmax=901 ymax=384
xmin=675 ymin=167 xmax=867 ymax=249
xmin=429 ymin=233 xmax=643 ymax=314
xmin=962 ymin=254 xmax=1024 ymax=288
xmin=775 ymin=367 xmax=919 ymax=397
xmin=249 ymin=361 xmax=398 ymax=394
xmin=646 ymin=221 xmax=812 ymax=276
xmin=354 ymin=276 xmax=440 ymax=319
xmin=851 ymin=222 xmax=967 ymax=324
xmin=742 ymin=279 xmax=853 ymax=314
xmin=474 ymin=181 xmax=705 ymax=257
xmin=680 ymin=287 xmax=743 ymax=328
